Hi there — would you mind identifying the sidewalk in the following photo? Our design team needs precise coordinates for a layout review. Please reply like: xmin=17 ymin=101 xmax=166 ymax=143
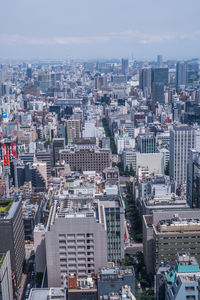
xmin=18 ymin=273 xmax=27 ymax=300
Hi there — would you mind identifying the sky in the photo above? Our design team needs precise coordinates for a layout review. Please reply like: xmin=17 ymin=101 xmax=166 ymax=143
xmin=1 ymin=0 xmax=200 ymax=60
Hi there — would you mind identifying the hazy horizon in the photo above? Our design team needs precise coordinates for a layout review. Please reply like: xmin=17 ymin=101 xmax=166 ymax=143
xmin=1 ymin=0 xmax=200 ymax=60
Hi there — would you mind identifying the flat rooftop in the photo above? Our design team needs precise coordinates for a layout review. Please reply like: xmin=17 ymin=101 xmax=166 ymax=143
xmin=157 ymin=218 xmax=200 ymax=233
xmin=29 ymin=288 xmax=66 ymax=300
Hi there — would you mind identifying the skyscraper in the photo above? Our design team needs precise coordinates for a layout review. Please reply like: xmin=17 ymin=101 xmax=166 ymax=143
xmin=151 ymin=67 xmax=168 ymax=85
xmin=121 ymin=58 xmax=128 ymax=75
xmin=176 ymin=61 xmax=188 ymax=87
xmin=152 ymin=82 xmax=165 ymax=106
xmin=139 ymin=68 xmax=152 ymax=98
xmin=26 ymin=64 xmax=32 ymax=79
xmin=157 ymin=55 xmax=163 ymax=66
xmin=0 ymin=199 xmax=25 ymax=287
xmin=187 ymin=149 xmax=200 ymax=208
xmin=137 ymin=133 xmax=156 ymax=153
xmin=170 ymin=124 xmax=195 ymax=186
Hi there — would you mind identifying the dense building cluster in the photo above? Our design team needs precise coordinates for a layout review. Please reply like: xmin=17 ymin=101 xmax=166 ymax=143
xmin=0 ymin=56 xmax=200 ymax=299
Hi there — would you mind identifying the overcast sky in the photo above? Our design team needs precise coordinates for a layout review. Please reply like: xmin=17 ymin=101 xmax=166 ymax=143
xmin=1 ymin=0 xmax=200 ymax=60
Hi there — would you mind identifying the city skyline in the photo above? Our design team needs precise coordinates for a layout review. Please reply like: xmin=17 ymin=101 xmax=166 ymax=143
xmin=1 ymin=0 xmax=200 ymax=60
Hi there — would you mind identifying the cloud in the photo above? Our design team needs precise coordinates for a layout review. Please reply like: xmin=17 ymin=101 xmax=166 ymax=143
xmin=0 ymin=30 xmax=199 ymax=46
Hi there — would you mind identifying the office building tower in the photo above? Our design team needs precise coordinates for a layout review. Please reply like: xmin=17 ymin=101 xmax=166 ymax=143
xmin=0 ymin=199 xmax=25 ymax=286
xmin=157 ymin=55 xmax=163 ymax=67
xmin=36 ymin=150 xmax=52 ymax=179
xmin=38 ymin=72 xmax=52 ymax=92
xmin=31 ymin=163 xmax=47 ymax=192
xmin=60 ymin=148 xmax=111 ymax=172
xmin=151 ymin=67 xmax=168 ymax=112
xmin=53 ymin=138 xmax=65 ymax=166
xmin=66 ymin=119 xmax=82 ymax=141
xmin=187 ymin=149 xmax=200 ymax=208
xmin=26 ymin=64 xmax=32 ymax=79
xmin=0 ymin=251 xmax=13 ymax=300
xmin=152 ymin=82 xmax=165 ymax=106
xmin=151 ymin=67 xmax=168 ymax=85
xmin=94 ymin=75 xmax=108 ymax=90
xmin=176 ymin=61 xmax=188 ymax=88
xmin=46 ymin=196 xmax=107 ymax=287
xmin=137 ymin=133 xmax=156 ymax=153
xmin=170 ymin=124 xmax=195 ymax=185
xmin=96 ymin=195 xmax=125 ymax=263
xmin=139 ymin=68 xmax=152 ymax=98
xmin=121 ymin=58 xmax=128 ymax=75
xmin=122 ymin=149 xmax=136 ymax=171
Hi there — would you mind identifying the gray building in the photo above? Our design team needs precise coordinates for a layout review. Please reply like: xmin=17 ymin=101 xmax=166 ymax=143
xmin=97 ymin=266 xmax=135 ymax=297
xmin=139 ymin=68 xmax=152 ymax=98
xmin=53 ymin=138 xmax=65 ymax=166
xmin=140 ymin=194 xmax=189 ymax=215
xmin=60 ymin=148 xmax=111 ymax=172
xmin=143 ymin=209 xmax=200 ymax=275
xmin=164 ymin=253 xmax=200 ymax=300
xmin=122 ymin=149 xmax=136 ymax=172
xmin=28 ymin=288 xmax=66 ymax=300
xmin=45 ymin=196 xmax=107 ymax=287
xmin=137 ymin=133 xmax=156 ymax=153
xmin=0 ymin=199 xmax=25 ymax=286
xmin=36 ymin=150 xmax=52 ymax=179
xmin=0 ymin=251 xmax=13 ymax=300
xmin=170 ymin=124 xmax=195 ymax=186
xmin=96 ymin=195 xmax=125 ymax=263
xmin=187 ymin=149 xmax=200 ymax=208
xmin=176 ymin=61 xmax=188 ymax=88
xmin=151 ymin=67 xmax=169 ymax=85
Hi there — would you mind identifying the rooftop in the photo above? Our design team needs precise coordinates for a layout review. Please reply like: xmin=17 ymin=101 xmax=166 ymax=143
xmin=0 ymin=199 xmax=13 ymax=214
xmin=29 ymin=288 xmax=66 ymax=300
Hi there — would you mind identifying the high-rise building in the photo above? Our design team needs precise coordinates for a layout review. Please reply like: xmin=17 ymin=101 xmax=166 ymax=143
xmin=187 ymin=149 xmax=200 ymax=208
xmin=0 ymin=199 xmax=25 ymax=287
xmin=0 ymin=251 xmax=13 ymax=300
xmin=96 ymin=195 xmax=125 ymax=263
xmin=45 ymin=196 xmax=107 ymax=287
xmin=152 ymin=82 xmax=165 ymax=106
xmin=137 ymin=133 xmax=156 ymax=153
xmin=66 ymin=119 xmax=82 ymax=141
xmin=94 ymin=75 xmax=108 ymax=90
xmin=139 ymin=68 xmax=152 ymax=98
xmin=151 ymin=67 xmax=168 ymax=111
xmin=26 ymin=64 xmax=32 ymax=79
xmin=151 ymin=67 xmax=169 ymax=85
xmin=170 ymin=124 xmax=195 ymax=185
xmin=176 ymin=61 xmax=188 ymax=87
xmin=157 ymin=55 xmax=163 ymax=67
xmin=53 ymin=138 xmax=65 ymax=166
xmin=121 ymin=59 xmax=128 ymax=75
xmin=122 ymin=149 xmax=136 ymax=171
xmin=36 ymin=150 xmax=52 ymax=179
